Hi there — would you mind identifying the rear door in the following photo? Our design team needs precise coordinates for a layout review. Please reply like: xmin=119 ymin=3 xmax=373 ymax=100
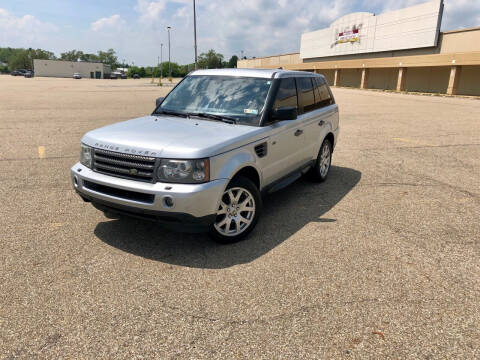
xmin=260 ymin=77 xmax=307 ymax=185
xmin=311 ymin=77 xmax=338 ymax=155
xmin=295 ymin=76 xmax=319 ymax=162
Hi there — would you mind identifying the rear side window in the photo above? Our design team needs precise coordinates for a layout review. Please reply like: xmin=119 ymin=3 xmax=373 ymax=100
xmin=273 ymin=77 xmax=298 ymax=110
xmin=313 ymin=77 xmax=333 ymax=108
xmin=296 ymin=77 xmax=315 ymax=114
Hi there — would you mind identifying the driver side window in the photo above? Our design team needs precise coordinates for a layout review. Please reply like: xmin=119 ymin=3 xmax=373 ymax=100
xmin=273 ymin=77 xmax=298 ymax=111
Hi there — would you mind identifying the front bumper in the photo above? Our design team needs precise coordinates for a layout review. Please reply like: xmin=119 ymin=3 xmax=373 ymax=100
xmin=71 ymin=163 xmax=227 ymax=230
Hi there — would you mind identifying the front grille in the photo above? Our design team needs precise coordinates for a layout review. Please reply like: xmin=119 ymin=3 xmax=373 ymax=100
xmin=92 ymin=148 xmax=157 ymax=182
xmin=83 ymin=180 xmax=155 ymax=203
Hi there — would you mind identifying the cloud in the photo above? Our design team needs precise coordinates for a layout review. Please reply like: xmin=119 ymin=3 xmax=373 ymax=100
xmin=1 ymin=0 xmax=479 ymax=67
xmin=441 ymin=0 xmax=480 ymax=30
xmin=0 ymin=8 xmax=58 ymax=47
xmin=192 ymin=0 xmax=351 ymax=59
xmin=137 ymin=0 xmax=166 ymax=24
xmin=91 ymin=14 xmax=125 ymax=32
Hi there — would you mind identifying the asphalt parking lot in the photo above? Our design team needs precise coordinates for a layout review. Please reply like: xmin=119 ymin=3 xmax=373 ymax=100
xmin=1 ymin=76 xmax=479 ymax=359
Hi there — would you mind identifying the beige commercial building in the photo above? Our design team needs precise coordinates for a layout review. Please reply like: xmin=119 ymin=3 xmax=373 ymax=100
xmin=238 ymin=0 xmax=480 ymax=96
xmin=33 ymin=59 xmax=111 ymax=79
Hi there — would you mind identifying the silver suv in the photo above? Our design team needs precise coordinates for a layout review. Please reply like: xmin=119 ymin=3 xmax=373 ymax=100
xmin=71 ymin=69 xmax=339 ymax=243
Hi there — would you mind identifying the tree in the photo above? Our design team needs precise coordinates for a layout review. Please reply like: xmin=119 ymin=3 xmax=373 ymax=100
xmin=1 ymin=47 xmax=55 ymax=71
xmin=60 ymin=50 xmax=84 ymax=61
xmin=160 ymin=61 xmax=183 ymax=77
xmin=0 ymin=47 xmax=19 ymax=64
xmin=126 ymin=66 xmax=146 ymax=77
xmin=60 ymin=49 xmax=117 ymax=67
xmin=97 ymin=49 xmax=118 ymax=69
xmin=198 ymin=49 xmax=224 ymax=69
xmin=33 ymin=49 xmax=56 ymax=60
xmin=80 ymin=53 xmax=100 ymax=62
xmin=9 ymin=50 xmax=32 ymax=71
xmin=228 ymin=55 xmax=238 ymax=68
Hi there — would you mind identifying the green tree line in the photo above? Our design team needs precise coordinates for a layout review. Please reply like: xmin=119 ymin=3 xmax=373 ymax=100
xmin=0 ymin=47 xmax=239 ymax=76
xmin=0 ymin=47 xmax=121 ymax=73
xmin=0 ymin=47 xmax=55 ymax=73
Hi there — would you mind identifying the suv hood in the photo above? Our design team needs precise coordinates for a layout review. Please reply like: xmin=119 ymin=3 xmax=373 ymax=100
xmin=82 ymin=115 xmax=268 ymax=158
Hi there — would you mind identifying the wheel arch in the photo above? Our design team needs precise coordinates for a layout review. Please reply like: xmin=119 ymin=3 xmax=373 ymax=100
xmin=230 ymin=166 xmax=261 ymax=189
xmin=325 ymin=132 xmax=335 ymax=151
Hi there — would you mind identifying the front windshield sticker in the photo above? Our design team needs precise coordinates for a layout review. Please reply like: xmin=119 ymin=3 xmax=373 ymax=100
xmin=244 ymin=109 xmax=259 ymax=115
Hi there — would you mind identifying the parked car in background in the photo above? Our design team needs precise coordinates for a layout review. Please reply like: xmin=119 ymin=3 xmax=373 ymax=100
xmin=132 ymin=74 xmax=140 ymax=79
xmin=110 ymin=71 xmax=126 ymax=79
xmin=11 ymin=69 xmax=28 ymax=76
xmin=24 ymin=71 xmax=34 ymax=78
xmin=72 ymin=69 xmax=339 ymax=243
xmin=73 ymin=73 xmax=82 ymax=79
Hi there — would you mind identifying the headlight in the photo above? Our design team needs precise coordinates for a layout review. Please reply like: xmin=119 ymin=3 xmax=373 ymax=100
xmin=80 ymin=144 xmax=93 ymax=168
xmin=157 ymin=159 xmax=210 ymax=183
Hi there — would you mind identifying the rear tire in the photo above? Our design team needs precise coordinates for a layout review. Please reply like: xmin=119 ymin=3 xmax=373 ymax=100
xmin=209 ymin=177 xmax=262 ymax=244
xmin=310 ymin=138 xmax=332 ymax=182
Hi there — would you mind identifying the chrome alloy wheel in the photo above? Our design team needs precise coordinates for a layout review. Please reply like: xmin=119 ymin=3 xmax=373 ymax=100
xmin=214 ymin=187 xmax=256 ymax=237
xmin=319 ymin=142 xmax=331 ymax=178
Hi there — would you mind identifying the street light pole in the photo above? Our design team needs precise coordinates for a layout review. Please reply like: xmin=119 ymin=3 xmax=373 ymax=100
xmin=167 ymin=26 xmax=172 ymax=79
xmin=160 ymin=43 xmax=163 ymax=79
xmin=151 ymin=56 xmax=155 ymax=83
xmin=193 ymin=0 xmax=198 ymax=69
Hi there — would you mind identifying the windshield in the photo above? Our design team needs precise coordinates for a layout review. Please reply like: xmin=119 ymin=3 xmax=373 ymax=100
xmin=156 ymin=75 xmax=272 ymax=126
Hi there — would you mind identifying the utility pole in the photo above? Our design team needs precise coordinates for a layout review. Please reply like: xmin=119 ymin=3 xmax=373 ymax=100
xmin=193 ymin=0 xmax=198 ymax=69
xmin=158 ymin=45 xmax=163 ymax=86
xmin=160 ymin=43 xmax=163 ymax=79
xmin=167 ymin=26 xmax=172 ymax=80
xmin=151 ymin=56 xmax=155 ymax=83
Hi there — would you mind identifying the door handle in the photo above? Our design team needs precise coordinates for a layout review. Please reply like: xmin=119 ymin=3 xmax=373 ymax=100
xmin=294 ymin=129 xmax=303 ymax=136
xmin=318 ymin=120 xmax=325 ymax=126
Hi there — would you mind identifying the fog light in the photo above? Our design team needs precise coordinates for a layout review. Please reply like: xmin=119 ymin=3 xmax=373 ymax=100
xmin=73 ymin=176 xmax=78 ymax=187
xmin=163 ymin=196 xmax=174 ymax=208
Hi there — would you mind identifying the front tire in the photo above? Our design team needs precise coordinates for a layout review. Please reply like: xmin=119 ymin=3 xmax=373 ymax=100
xmin=310 ymin=138 xmax=332 ymax=182
xmin=209 ymin=177 xmax=262 ymax=244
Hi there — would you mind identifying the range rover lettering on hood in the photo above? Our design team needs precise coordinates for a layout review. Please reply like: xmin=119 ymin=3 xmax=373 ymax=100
xmin=93 ymin=142 xmax=158 ymax=156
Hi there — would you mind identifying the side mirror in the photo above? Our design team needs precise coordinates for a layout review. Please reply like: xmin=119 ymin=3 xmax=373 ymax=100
xmin=272 ymin=106 xmax=298 ymax=121
xmin=156 ymin=97 xmax=165 ymax=107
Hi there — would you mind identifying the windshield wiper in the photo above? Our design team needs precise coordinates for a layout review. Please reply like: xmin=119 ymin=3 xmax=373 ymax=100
xmin=154 ymin=109 xmax=188 ymax=118
xmin=188 ymin=112 xmax=237 ymax=124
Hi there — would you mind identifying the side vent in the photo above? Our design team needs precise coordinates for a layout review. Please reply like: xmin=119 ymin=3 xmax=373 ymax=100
xmin=254 ymin=142 xmax=267 ymax=158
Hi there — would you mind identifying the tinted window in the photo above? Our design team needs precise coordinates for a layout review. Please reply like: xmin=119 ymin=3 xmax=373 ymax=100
xmin=296 ymin=77 xmax=315 ymax=114
xmin=313 ymin=77 xmax=333 ymax=108
xmin=273 ymin=77 xmax=298 ymax=110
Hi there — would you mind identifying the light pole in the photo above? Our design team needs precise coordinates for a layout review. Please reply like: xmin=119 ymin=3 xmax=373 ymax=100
xmin=167 ymin=26 xmax=172 ymax=80
xmin=158 ymin=44 xmax=163 ymax=86
xmin=151 ymin=56 xmax=155 ymax=83
xmin=193 ymin=0 xmax=198 ymax=69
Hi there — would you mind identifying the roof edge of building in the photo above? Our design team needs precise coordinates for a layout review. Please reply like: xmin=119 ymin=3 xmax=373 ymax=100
xmin=33 ymin=59 xmax=109 ymax=66
xmin=238 ymin=52 xmax=299 ymax=60
xmin=441 ymin=26 xmax=480 ymax=35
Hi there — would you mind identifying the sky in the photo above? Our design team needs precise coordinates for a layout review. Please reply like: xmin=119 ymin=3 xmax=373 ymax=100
xmin=0 ymin=0 xmax=479 ymax=66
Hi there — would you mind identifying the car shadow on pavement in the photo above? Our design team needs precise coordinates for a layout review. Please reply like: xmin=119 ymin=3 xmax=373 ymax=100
xmin=94 ymin=165 xmax=361 ymax=269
